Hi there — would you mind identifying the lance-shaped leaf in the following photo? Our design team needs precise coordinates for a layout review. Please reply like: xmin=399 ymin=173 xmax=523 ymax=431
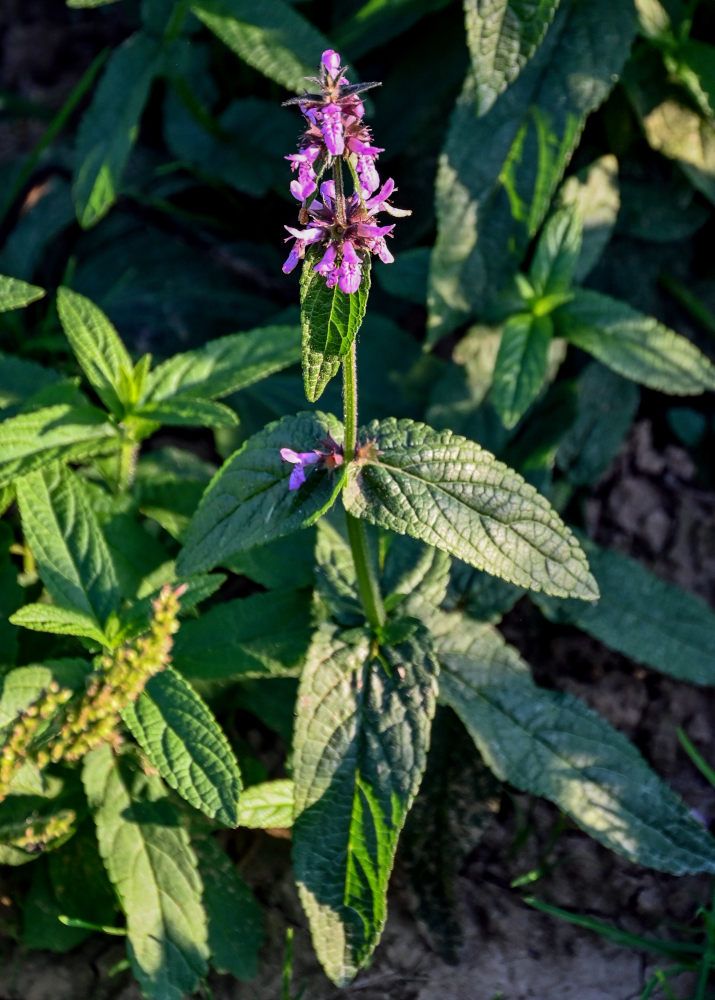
xmin=529 ymin=203 xmax=582 ymax=296
xmin=122 ymin=667 xmax=241 ymax=826
xmin=533 ymin=540 xmax=715 ymax=686
xmin=293 ymin=623 xmax=439 ymax=985
xmin=73 ymin=32 xmax=160 ymax=228
xmin=343 ymin=418 xmax=598 ymax=600
xmin=555 ymin=289 xmax=715 ymax=394
xmin=133 ymin=397 xmax=239 ymax=428
xmin=56 ymin=287 xmax=134 ymax=415
xmin=190 ymin=0 xmax=331 ymax=92
xmin=464 ymin=0 xmax=561 ymax=115
xmin=434 ymin=613 xmax=715 ymax=875
xmin=0 ymin=274 xmax=45 ymax=312
xmin=237 ymin=779 xmax=294 ymax=829
xmin=10 ymin=604 xmax=109 ymax=644
xmin=301 ymin=250 xmax=371 ymax=403
xmin=83 ymin=746 xmax=209 ymax=1000
xmin=172 ymin=589 xmax=312 ymax=679
xmin=490 ymin=312 xmax=553 ymax=428
xmin=16 ymin=465 xmax=119 ymax=633
xmin=177 ymin=411 xmax=345 ymax=575
xmin=145 ymin=325 xmax=300 ymax=402
xmin=193 ymin=834 xmax=263 ymax=981
xmin=428 ymin=0 xmax=637 ymax=343
xmin=0 ymin=404 xmax=118 ymax=488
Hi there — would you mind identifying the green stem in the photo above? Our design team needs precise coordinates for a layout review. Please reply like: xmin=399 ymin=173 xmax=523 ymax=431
xmin=165 ymin=0 xmax=191 ymax=41
xmin=333 ymin=157 xmax=347 ymax=226
xmin=118 ymin=439 xmax=138 ymax=493
xmin=342 ymin=341 xmax=385 ymax=630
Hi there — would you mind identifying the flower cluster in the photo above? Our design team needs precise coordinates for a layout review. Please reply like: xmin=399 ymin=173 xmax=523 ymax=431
xmin=0 ymin=585 xmax=185 ymax=799
xmin=280 ymin=434 xmax=344 ymax=490
xmin=282 ymin=49 xmax=408 ymax=294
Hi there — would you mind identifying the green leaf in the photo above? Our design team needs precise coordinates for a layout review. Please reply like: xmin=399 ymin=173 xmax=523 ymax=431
xmin=16 ymin=465 xmax=119 ymax=631
xmin=0 ymin=273 xmax=45 ymax=312
xmin=133 ymin=396 xmax=239 ymax=428
xmin=83 ymin=746 xmax=209 ymax=999
xmin=556 ymin=289 xmax=715 ymax=394
xmin=533 ymin=540 xmax=715 ymax=686
xmin=343 ymin=418 xmax=598 ymax=599
xmin=434 ymin=612 xmax=715 ymax=875
xmin=446 ymin=562 xmax=523 ymax=622
xmin=427 ymin=0 xmax=637 ymax=343
xmin=237 ymin=779 xmax=294 ymax=829
xmin=555 ymin=154 xmax=620 ymax=281
xmin=146 ymin=325 xmax=300 ymax=402
xmin=0 ymin=523 xmax=22 ymax=665
xmin=293 ymin=623 xmax=439 ymax=985
xmin=334 ymin=0 xmax=451 ymax=60
xmin=315 ymin=515 xmax=365 ymax=625
xmin=0 ymin=404 xmax=118 ymax=488
xmin=556 ymin=362 xmax=639 ymax=486
xmin=301 ymin=249 xmax=371 ymax=403
xmin=178 ymin=411 xmax=345 ymax=575
xmin=190 ymin=0 xmax=331 ymax=92
xmin=73 ymin=32 xmax=160 ymax=228
xmin=47 ymin=824 xmax=117 ymax=936
xmin=67 ymin=0 xmax=122 ymax=6
xmin=193 ymin=833 xmax=263 ymax=980
xmin=10 ymin=603 xmax=109 ymax=644
xmin=490 ymin=312 xmax=553 ymax=428
xmin=56 ymin=287 xmax=134 ymax=415
xmin=122 ymin=667 xmax=241 ymax=825
xmin=374 ymin=246 xmax=430 ymax=305
xmin=463 ymin=0 xmax=561 ymax=115
xmin=529 ymin=204 xmax=582 ymax=296
xmin=172 ymin=588 xmax=312 ymax=679
xmin=381 ymin=534 xmax=452 ymax=619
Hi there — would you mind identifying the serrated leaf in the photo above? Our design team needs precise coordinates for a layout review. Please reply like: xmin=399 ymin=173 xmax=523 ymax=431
xmin=146 ymin=325 xmax=300 ymax=402
xmin=172 ymin=588 xmax=312 ymax=678
xmin=490 ymin=312 xmax=553 ymax=428
xmin=178 ymin=411 xmax=345 ymax=575
xmin=464 ymin=0 xmax=561 ymax=115
xmin=556 ymin=362 xmax=639 ymax=486
xmin=193 ymin=833 xmax=263 ymax=980
xmin=56 ymin=287 xmax=134 ymax=415
xmin=381 ymin=534 xmax=451 ymax=618
xmin=446 ymin=561 xmax=524 ymax=622
xmin=343 ymin=418 xmax=598 ymax=599
xmin=133 ymin=396 xmax=239 ymax=428
xmin=0 ymin=274 xmax=45 ymax=312
xmin=434 ymin=612 xmax=715 ymax=875
xmin=122 ymin=667 xmax=241 ymax=825
xmin=556 ymin=289 xmax=715 ymax=394
xmin=190 ymin=0 xmax=331 ymax=92
xmin=10 ymin=603 xmax=109 ymax=644
xmin=16 ymin=465 xmax=119 ymax=631
xmin=533 ymin=540 xmax=715 ymax=686
xmin=73 ymin=32 xmax=160 ymax=228
xmin=555 ymin=154 xmax=620 ymax=281
xmin=237 ymin=779 xmax=294 ymax=829
xmin=301 ymin=249 xmax=371 ymax=403
xmin=428 ymin=0 xmax=637 ymax=342
xmin=0 ymin=404 xmax=118 ymax=488
xmin=529 ymin=203 xmax=582 ymax=296
xmin=293 ymin=623 xmax=439 ymax=985
xmin=83 ymin=746 xmax=209 ymax=999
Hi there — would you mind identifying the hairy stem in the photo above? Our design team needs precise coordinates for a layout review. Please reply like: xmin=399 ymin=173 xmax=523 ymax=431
xmin=118 ymin=439 xmax=138 ymax=493
xmin=333 ymin=157 xmax=347 ymax=227
xmin=342 ymin=341 xmax=385 ymax=629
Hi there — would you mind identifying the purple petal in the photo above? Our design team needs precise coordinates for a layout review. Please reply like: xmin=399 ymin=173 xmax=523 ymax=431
xmin=288 ymin=465 xmax=306 ymax=490
xmin=338 ymin=241 xmax=362 ymax=293
xmin=314 ymin=243 xmax=338 ymax=277
xmin=282 ymin=245 xmax=301 ymax=274
xmin=320 ymin=104 xmax=345 ymax=156
xmin=321 ymin=50 xmax=341 ymax=78
xmin=348 ymin=138 xmax=384 ymax=156
xmin=356 ymin=155 xmax=380 ymax=194
xmin=290 ymin=177 xmax=317 ymax=201
xmin=366 ymin=177 xmax=395 ymax=212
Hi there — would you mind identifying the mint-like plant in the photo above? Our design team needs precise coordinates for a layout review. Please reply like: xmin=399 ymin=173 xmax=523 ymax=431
xmin=2 ymin=3 xmax=715 ymax=996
